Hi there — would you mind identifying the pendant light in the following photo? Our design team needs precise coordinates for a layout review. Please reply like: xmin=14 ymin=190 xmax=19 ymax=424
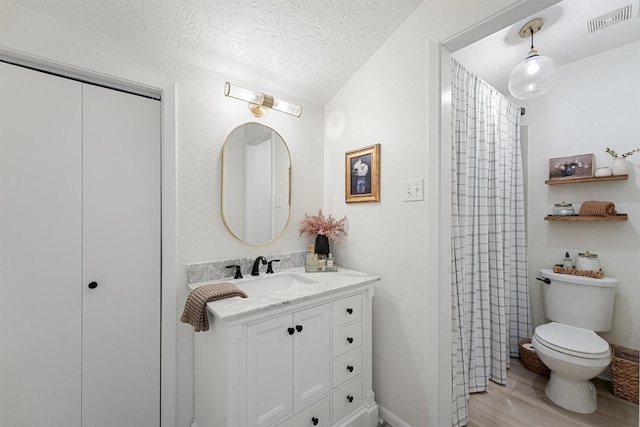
xmin=508 ymin=18 xmax=557 ymax=100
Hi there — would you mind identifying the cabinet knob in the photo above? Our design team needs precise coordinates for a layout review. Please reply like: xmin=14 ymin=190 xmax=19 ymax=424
xmin=311 ymin=416 xmax=319 ymax=426
xmin=347 ymin=365 xmax=354 ymax=372
xmin=296 ymin=324 xmax=303 ymax=333
xmin=88 ymin=281 xmax=98 ymax=289
xmin=287 ymin=327 xmax=295 ymax=335
xmin=347 ymin=337 xmax=354 ymax=344
xmin=347 ymin=395 xmax=354 ymax=403
xmin=346 ymin=308 xmax=353 ymax=315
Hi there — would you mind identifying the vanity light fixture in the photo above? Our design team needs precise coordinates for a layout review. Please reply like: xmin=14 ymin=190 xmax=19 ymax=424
xmin=508 ymin=18 xmax=557 ymax=100
xmin=224 ymin=82 xmax=302 ymax=118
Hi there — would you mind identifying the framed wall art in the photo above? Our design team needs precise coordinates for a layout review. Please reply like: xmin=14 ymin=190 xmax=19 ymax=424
xmin=345 ymin=143 xmax=380 ymax=203
xmin=548 ymin=153 xmax=594 ymax=180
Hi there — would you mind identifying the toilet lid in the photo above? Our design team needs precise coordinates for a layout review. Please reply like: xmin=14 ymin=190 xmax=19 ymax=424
xmin=534 ymin=322 xmax=610 ymax=359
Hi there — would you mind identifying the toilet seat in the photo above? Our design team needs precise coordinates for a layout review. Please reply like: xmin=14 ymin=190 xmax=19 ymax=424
xmin=534 ymin=322 xmax=610 ymax=359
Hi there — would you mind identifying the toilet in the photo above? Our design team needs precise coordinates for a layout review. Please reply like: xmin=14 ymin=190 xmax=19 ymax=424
xmin=532 ymin=268 xmax=618 ymax=414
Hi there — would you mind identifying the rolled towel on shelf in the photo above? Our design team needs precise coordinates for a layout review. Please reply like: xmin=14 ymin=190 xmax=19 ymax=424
xmin=181 ymin=282 xmax=248 ymax=332
xmin=579 ymin=201 xmax=617 ymax=217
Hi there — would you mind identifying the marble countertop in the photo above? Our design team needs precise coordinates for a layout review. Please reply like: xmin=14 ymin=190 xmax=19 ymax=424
xmin=188 ymin=266 xmax=380 ymax=322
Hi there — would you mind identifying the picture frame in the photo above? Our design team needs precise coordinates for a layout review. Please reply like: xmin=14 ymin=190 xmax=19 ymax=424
xmin=345 ymin=143 xmax=380 ymax=203
xmin=548 ymin=153 xmax=594 ymax=181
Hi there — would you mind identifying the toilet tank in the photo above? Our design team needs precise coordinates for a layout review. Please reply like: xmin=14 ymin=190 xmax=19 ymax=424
xmin=539 ymin=268 xmax=617 ymax=332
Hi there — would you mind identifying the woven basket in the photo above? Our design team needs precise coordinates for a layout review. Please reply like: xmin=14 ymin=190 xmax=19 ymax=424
xmin=610 ymin=345 xmax=639 ymax=404
xmin=552 ymin=264 xmax=604 ymax=279
xmin=519 ymin=338 xmax=550 ymax=375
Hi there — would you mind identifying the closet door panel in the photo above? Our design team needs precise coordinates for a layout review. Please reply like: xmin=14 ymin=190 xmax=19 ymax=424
xmin=81 ymin=84 xmax=161 ymax=426
xmin=0 ymin=62 xmax=83 ymax=426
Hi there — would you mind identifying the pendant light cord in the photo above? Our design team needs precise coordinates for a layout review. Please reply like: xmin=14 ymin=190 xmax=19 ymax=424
xmin=530 ymin=29 xmax=534 ymax=50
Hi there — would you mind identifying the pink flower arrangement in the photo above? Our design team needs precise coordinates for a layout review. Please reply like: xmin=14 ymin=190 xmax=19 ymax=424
xmin=299 ymin=210 xmax=347 ymax=241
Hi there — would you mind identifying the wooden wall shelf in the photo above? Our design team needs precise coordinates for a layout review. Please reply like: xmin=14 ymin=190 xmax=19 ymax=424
xmin=544 ymin=214 xmax=628 ymax=222
xmin=545 ymin=174 xmax=628 ymax=185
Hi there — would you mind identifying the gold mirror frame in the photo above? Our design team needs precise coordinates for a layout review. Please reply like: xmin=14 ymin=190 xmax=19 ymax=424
xmin=221 ymin=122 xmax=292 ymax=245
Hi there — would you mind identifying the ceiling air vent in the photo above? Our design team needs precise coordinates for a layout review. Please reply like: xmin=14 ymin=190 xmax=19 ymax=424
xmin=587 ymin=4 xmax=633 ymax=33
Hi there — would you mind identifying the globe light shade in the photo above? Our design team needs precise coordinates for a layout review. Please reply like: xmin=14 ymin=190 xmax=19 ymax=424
xmin=508 ymin=50 xmax=557 ymax=99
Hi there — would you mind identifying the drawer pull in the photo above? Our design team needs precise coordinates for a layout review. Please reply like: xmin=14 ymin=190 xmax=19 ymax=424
xmin=347 ymin=337 xmax=354 ymax=344
xmin=296 ymin=324 xmax=303 ymax=333
xmin=287 ymin=327 xmax=295 ymax=335
xmin=346 ymin=308 xmax=353 ymax=315
xmin=311 ymin=416 xmax=319 ymax=426
xmin=347 ymin=365 xmax=354 ymax=373
xmin=347 ymin=395 xmax=354 ymax=403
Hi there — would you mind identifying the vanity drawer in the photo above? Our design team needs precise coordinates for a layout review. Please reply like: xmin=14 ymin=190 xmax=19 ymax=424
xmin=332 ymin=294 xmax=362 ymax=327
xmin=277 ymin=395 xmax=331 ymax=427
xmin=332 ymin=321 xmax=361 ymax=357
xmin=332 ymin=348 xmax=362 ymax=387
xmin=332 ymin=377 xmax=363 ymax=422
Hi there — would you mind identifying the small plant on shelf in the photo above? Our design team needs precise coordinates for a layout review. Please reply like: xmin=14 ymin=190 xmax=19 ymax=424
xmin=605 ymin=147 xmax=640 ymax=158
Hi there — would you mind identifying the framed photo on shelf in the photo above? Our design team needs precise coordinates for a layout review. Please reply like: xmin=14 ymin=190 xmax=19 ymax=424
xmin=345 ymin=143 xmax=380 ymax=203
xmin=548 ymin=153 xmax=594 ymax=181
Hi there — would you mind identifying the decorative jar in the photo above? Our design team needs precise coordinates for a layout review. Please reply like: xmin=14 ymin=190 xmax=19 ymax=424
xmin=552 ymin=202 xmax=575 ymax=216
xmin=611 ymin=158 xmax=628 ymax=175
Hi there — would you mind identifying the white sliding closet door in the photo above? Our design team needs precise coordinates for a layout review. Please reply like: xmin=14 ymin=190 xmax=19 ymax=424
xmin=82 ymin=85 xmax=161 ymax=426
xmin=0 ymin=62 xmax=161 ymax=427
xmin=0 ymin=61 xmax=84 ymax=427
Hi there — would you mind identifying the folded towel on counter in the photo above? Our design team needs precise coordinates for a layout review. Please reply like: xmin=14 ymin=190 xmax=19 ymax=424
xmin=579 ymin=201 xmax=617 ymax=217
xmin=180 ymin=283 xmax=248 ymax=332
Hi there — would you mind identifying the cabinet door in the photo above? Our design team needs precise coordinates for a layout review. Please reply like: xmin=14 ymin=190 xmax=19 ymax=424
xmin=81 ymin=84 xmax=161 ymax=427
xmin=247 ymin=314 xmax=294 ymax=427
xmin=293 ymin=304 xmax=331 ymax=410
xmin=0 ymin=62 xmax=83 ymax=427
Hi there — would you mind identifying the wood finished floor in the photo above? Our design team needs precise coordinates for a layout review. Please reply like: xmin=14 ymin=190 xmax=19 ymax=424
xmin=466 ymin=358 xmax=639 ymax=427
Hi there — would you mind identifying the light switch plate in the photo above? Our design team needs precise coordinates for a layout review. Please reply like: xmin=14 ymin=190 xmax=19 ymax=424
xmin=402 ymin=178 xmax=424 ymax=202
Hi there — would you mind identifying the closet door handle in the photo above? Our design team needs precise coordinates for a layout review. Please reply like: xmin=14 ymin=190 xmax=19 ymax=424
xmin=88 ymin=281 xmax=98 ymax=289
xmin=288 ymin=327 xmax=295 ymax=335
xmin=311 ymin=416 xmax=319 ymax=425
xmin=347 ymin=395 xmax=354 ymax=403
xmin=346 ymin=308 xmax=353 ymax=315
xmin=296 ymin=324 xmax=303 ymax=333
xmin=347 ymin=365 xmax=354 ymax=372
xmin=347 ymin=337 xmax=354 ymax=344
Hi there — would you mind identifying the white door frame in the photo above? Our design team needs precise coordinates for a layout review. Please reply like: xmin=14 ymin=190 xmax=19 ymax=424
xmin=433 ymin=1 xmax=561 ymax=425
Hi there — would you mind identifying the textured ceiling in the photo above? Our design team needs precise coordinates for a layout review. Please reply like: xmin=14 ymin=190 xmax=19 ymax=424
xmin=10 ymin=0 xmax=424 ymax=104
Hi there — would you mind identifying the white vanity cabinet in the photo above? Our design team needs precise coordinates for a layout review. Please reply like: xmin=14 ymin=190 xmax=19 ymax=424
xmin=247 ymin=303 xmax=331 ymax=427
xmin=193 ymin=273 xmax=378 ymax=427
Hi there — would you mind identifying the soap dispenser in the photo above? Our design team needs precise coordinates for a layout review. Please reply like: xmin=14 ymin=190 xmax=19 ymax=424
xmin=563 ymin=252 xmax=573 ymax=268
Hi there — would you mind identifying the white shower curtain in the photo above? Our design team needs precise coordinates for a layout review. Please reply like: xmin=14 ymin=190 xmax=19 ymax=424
xmin=450 ymin=59 xmax=531 ymax=427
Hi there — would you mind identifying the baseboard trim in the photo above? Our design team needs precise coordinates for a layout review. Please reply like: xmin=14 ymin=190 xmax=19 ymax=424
xmin=378 ymin=405 xmax=411 ymax=427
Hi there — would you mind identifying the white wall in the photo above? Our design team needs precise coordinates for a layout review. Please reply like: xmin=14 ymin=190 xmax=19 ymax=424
xmin=524 ymin=41 xmax=640 ymax=350
xmin=324 ymin=1 xmax=524 ymax=425
xmin=1 ymin=3 xmax=324 ymax=426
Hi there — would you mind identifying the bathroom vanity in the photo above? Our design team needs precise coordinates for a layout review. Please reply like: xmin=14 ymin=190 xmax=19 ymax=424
xmin=191 ymin=267 xmax=379 ymax=427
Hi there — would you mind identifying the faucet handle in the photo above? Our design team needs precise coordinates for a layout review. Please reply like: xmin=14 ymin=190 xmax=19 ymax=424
xmin=266 ymin=259 xmax=281 ymax=274
xmin=226 ymin=265 xmax=243 ymax=279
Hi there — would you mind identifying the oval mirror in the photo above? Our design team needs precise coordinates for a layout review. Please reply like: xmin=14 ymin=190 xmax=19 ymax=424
xmin=221 ymin=122 xmax=291 ymax=245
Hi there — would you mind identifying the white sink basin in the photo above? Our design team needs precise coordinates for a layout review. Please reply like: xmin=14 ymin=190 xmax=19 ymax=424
xmin=234 ymin=273 xmax=318 ymax=298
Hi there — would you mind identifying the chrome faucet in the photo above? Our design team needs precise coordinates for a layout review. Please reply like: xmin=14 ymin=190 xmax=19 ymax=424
xmin=251 ymin=256 xmax=267 ymax=276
